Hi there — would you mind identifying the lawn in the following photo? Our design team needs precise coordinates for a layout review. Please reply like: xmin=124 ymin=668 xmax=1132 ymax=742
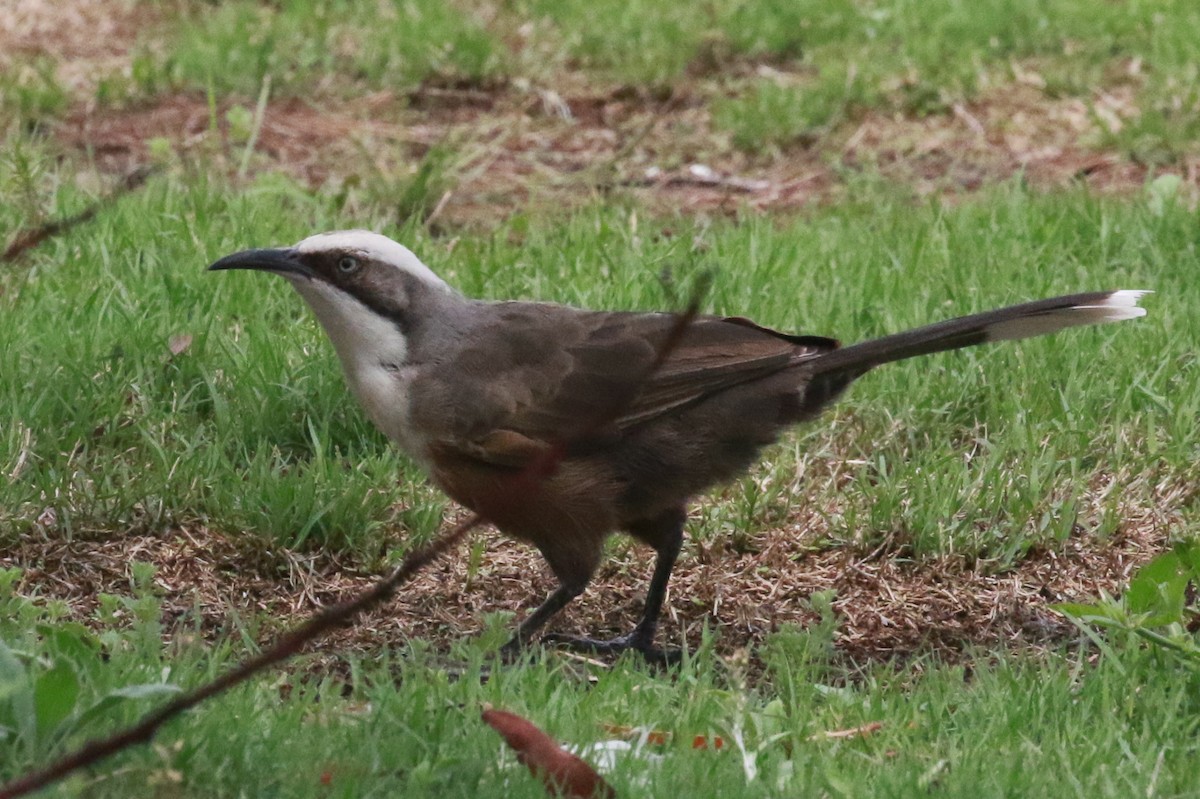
xmin=2 ymin=1 xmax=1199 ymax=796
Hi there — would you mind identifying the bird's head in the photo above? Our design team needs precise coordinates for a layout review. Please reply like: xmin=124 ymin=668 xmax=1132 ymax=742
xmin=209 ymin=229 xmax=454 ymax=323
xmin=209 ymin=230 xmax=461 ymax=388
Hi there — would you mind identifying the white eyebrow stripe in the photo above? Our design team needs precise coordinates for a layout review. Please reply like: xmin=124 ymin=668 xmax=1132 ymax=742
xmin=294 ymin=230 xmax=449 ymax=290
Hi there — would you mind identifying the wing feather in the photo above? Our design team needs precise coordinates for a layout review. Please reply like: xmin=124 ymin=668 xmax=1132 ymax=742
xmin=417 ymin=305 xmax=837 ymax=469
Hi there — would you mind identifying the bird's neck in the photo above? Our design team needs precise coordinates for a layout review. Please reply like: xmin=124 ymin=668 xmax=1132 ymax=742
xmin=291 ymin=280 xmax=426 ymax=454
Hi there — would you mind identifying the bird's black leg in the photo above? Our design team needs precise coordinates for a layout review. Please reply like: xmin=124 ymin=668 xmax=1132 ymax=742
xmin=544 ymin=509 xmax=686 ymax=665
xmin=499 ymin=581 xmax=585 ymax=661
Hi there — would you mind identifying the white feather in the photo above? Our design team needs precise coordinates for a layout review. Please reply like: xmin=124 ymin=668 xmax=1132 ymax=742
xmin=281 ymin=231 xmax=459 ymax=462
xmin=986 ymin=290 xmax=1150 ymax=342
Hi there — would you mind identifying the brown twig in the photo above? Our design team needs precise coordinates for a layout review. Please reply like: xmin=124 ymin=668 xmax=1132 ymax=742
xmin=1 ymin=166 xmax=158 ymax=264
xmin=0 ymin=514 xmax=479 ymax=799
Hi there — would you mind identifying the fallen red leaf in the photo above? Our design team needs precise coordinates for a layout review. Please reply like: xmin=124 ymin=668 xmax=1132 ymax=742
xmin=482 ymin=708 xmax=615 ymax=798
xmin=599 ymin=724 xmax=669 ymax=746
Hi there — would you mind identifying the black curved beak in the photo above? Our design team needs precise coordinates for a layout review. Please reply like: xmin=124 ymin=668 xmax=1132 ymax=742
xmin=207 ymin=248 xmax=314 ymax=280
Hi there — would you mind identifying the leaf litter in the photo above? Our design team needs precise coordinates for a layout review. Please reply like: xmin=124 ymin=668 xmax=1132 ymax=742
xmin=0 ymin=467 xmax=1177 ymax=674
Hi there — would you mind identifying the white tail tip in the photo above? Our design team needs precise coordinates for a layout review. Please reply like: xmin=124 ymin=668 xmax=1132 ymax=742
xmin=986 ymin=290 xmax=1151 ymax=342
xmin=1075 ymin=289 xmax=1152 ymax=322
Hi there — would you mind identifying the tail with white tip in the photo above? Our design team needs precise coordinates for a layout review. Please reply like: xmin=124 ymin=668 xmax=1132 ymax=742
xmin=810 ymin=290 xmax=1150 ymax=378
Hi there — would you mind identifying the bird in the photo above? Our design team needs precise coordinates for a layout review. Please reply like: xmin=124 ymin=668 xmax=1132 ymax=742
xmin=209 ymin=230 xmax=1148 ymax=663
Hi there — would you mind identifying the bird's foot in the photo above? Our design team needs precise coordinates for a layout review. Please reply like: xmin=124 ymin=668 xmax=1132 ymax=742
xmin=498 ymin=637 xmax=534 ymax=665
xmin=541 ymin=631 xmax=681 ymax=666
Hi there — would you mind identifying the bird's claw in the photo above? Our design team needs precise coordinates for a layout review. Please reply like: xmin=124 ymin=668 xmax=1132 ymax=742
xmin=541 ymin=631 xmax=681 ymax=666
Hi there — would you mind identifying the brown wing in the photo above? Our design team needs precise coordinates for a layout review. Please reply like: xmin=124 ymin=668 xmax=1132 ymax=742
xmin=598 ymin=313 xmax=837 ymax=428
xmin=412 ymin=303 xmax=837 ymax=468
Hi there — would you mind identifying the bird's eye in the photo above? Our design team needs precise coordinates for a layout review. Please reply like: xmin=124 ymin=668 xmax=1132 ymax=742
xmin=337 ymin=255 xmax=360 ymax=274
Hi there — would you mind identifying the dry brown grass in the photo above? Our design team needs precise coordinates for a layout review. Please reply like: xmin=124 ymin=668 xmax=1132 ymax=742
xmin=48 ymin=79 xmax=1198 ymax=233
xmin=4 ymin=465 xmax=1180 ymax=668
xmin=840 ymin=82 xmax=1181 ymax=197
xmin=0 ymin=0 xmax=156 ymax=99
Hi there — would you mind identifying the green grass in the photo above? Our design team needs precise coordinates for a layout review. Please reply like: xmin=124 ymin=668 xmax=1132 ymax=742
xmin=3 ymin=151 xmax=1194 ymax=562
xmin=40 ymin=0 xmax=1197 ymax=160
xmin=130 ymin=0 xmax=502 ymax=98
xmin=713 ymin=77 xmax=850 ymax=153
xmin=5 ymin=571 xmax=1200 ymax=797
xmin=107 ymin=0 xmax=1200 ymax=96
xmin=0 ymin=56 xmax=70 ymax=129
xmin=5 ymin=4 xmax=1200 ymax=796
xmin=704 ymin=0 xmax=1200 ymax=154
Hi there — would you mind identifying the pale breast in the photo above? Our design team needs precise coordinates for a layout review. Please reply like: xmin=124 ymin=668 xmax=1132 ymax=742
xmin=345 ymin=362 xmax=432 ymax=465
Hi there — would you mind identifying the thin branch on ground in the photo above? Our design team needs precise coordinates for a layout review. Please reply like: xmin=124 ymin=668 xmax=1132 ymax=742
xmin=2 ymin=166 xmax=159 ymax=264
xmin=0 ymin=513 xmax=479 ymax=799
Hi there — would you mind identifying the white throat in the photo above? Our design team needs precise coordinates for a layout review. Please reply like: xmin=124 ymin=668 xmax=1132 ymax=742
xmin=290 ymin=279 xmax=422 ymax=454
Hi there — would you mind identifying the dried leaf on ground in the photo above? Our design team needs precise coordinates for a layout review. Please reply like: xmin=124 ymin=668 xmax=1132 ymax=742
xmin=482 ymin=708 xmax=615 ymax=799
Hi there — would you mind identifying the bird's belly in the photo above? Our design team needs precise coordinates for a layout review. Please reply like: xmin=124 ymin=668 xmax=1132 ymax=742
xmin=430 ymin=454 xmax=623 ymax=586
xmin=432 ymin=454 xmax=619 ymax=538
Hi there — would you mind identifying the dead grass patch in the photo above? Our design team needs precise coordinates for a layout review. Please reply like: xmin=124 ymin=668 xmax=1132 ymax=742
xmin=3 ymin=470 xmax=1178 ymax=670
xmin=0 ymin=0 xmax=157 ymax=99
xmin=53 ymin=85 xmax=837 ymax=226
xmin=58 ymin=92 xmax=414 ymax=187
xmin=51 ymin=75 xmax=1200 ymax=232
xmin=840 ymin=83 xmax=1190 ymax=197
